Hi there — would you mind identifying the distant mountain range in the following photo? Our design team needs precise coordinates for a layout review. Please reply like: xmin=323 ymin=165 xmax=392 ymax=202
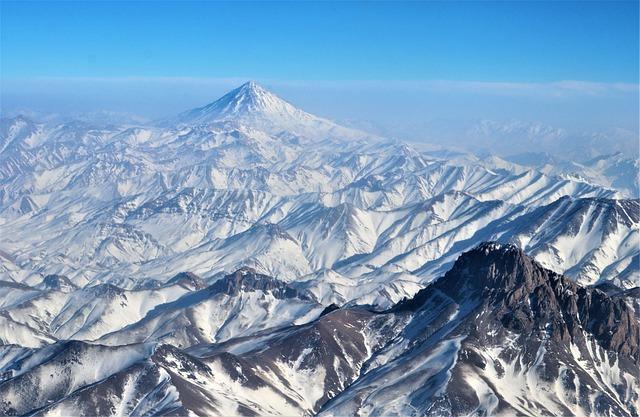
xmin=348 ymin=116 xmax=639 ymax=174
xmin=0 ymin=82 xmax=638 ymax=416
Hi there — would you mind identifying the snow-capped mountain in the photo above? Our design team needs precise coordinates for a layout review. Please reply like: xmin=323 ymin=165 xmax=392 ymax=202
xmin=500 ymin=151 xmax=640 ymax=198
xmin=0 ymin=245 xmax=637 ymax=416
xmin=320 ymin=244 xmax=639 ymax=416
xmin=164 ymin=81 xmax=369 ymax=141
xmin=0 ymin=82 xmax=638 ymax=416
xmin=1 ymin=80 xmax=636 ymax=298
xmin=173 ymin=81 xmax=312 ymax=124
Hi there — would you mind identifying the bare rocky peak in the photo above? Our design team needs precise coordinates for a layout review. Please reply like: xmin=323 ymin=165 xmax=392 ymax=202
xmin=165 ymin=271 xmax=206 ymax=290
xmin=38 ymin=274 xmax=78 ymax=292
xmin=207 ymin=267 xmax=312 ymax=301
xmin=399 ymin=242 xmax=639 ymax=362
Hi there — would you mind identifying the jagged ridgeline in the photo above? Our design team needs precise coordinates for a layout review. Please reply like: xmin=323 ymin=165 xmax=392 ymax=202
xmin=0 ymin=244 xmax=637 ymax=416
xmin=0 ymin=82 xmax=638 ymax=416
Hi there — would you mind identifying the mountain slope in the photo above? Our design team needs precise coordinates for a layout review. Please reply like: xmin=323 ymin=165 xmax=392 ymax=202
xmin=1 ymin=83 xmax=633 ymax=292
xmin=165 ymin=81 xmax=370 ymax=141
xmin=321 ymin=243 xmax=639 ymax=416
xmin=0 ymin=244 xmax=637 ymax=416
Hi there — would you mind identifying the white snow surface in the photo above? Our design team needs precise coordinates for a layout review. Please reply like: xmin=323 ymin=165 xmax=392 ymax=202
xmin=0 ymin=81 xmax=637 ymax=359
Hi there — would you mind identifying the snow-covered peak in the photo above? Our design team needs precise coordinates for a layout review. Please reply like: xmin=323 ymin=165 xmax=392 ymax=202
xmin=206 ymin=81 xmax=295 ymax=117
xmin=171 ymin=81 xmax=315 ymax=126
xmin=163 ymin=81 xmax=377 ymax=141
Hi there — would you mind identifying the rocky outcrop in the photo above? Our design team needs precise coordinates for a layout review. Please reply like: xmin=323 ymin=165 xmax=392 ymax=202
xmin=400 ymin=242 xmax=639 ymax=363
xmin=38 ymin=274 xmax=78 ymax=292
xmin=207 ymin=267 xmax=312 ymax=301
xmin=165 ymin=271 xmax=206 ymax=290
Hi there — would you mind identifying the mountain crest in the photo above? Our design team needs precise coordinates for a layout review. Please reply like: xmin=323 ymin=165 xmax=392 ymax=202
xmin=397 ymin=242 xmax=639 ymax=361
xmin=173 ymin=80 xmax=310 ymax=126
xmin=207 ymin=268 xmax=312 ymax=301
xmin=216 ymin=81 xmax=282 ymax=114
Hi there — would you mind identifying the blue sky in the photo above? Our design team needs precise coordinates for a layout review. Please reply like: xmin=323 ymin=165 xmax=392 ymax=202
xmin=1 ymin=1 xmax=638 ymax=134
xmin=2 ymin=1 xmax=638 ymax=81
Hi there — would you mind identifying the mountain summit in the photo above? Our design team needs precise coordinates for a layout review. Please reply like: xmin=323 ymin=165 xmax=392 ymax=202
xmin=169 ymin=81 xmax=317 ymax=129
xmin=181 ymin=81 xmax=303 ymax=122
xmin=166 ymin=81 xmax=373 ymax=140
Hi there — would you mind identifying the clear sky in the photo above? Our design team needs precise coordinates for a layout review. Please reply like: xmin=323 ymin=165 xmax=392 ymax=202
xmin=1 ymin=1 xmax=638 ymax=136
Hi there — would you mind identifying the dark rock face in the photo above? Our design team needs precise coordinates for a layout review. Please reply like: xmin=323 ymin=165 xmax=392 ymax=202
xmin=319 ymin=303 xmax=340 ymax=317
xmin=574 ymin=286 xmax=638 ymax=359
xmin=246 ymin=308 xmax=380 ymax=410
xmin=402 ymin=242 xmax=639 ymax=363
xmin=149 ymin=308 xmax=395 ymax=415
xmin=166 ymin=271 xmax=206 ymax=290
xmin=382 ymin=242 xmax=639 ymax=416
xmin=624 ymin=287 xmax=640 ymax=299
xmin=39 ymin=274 xmax=78 ymax=292
xmin=84 ymin=283 xmax=126 ymax=299
xmin=207 ymin=267 xmax=312 ymax=301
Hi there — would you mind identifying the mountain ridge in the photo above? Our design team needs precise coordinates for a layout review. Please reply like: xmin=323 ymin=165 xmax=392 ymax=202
xmin=0 ymin=243 xmax=637 ymax=416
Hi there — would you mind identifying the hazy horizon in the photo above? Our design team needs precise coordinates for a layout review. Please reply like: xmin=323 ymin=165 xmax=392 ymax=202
xmin=3 ymin=77 xmax=638 ymax=161
xmin=2 ymin=1 xmax=639 ymax=143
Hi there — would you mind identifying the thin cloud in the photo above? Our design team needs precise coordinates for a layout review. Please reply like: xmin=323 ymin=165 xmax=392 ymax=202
xmin=270 ymin=79 xmax=639 ymax=98
xmin=9 ymin=76 xmax=639 ymax=99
